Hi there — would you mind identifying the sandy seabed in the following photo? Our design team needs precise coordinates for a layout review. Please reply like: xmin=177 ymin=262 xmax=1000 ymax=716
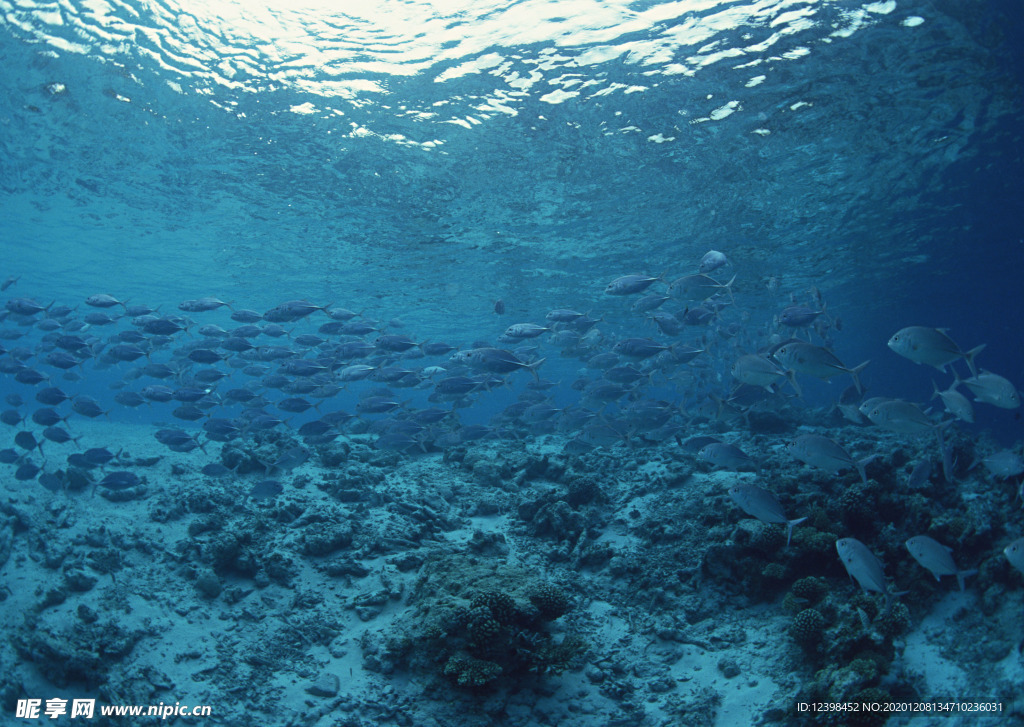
xmin=1 ymin=417 xmax=1022 ymax=727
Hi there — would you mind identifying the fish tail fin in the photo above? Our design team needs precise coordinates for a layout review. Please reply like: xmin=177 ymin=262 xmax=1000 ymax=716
xmin=526 ymin=357 xmax=546 ymax=382
xmin=931 ymin=379 xmax=942 ymax=400
xmin=785 ymin=516 xmax=808 ymax=548
xmin=849 ymin=360 xmax=870 ymax=396
xmin=956 ymin=569 xmax=979 ymax=592
xmin=784 ymin=368 xmax=802 ymax=398
xmin=722 ymin=274 xmax=736 ymax=304
xmin=964 ymin=344 xmax=985 ymax=377
xmin=855 ymin=454 xmax=878 ymax=486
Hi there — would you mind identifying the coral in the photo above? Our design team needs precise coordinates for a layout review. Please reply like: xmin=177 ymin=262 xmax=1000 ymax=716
xmin=839 ymin=484 xmax=879 ymax=532
xmin=792 ymin=576 xmax=829 ymax=605
xmin=466 ymin=606 xmax=502 ymax=650
xmin=790 ymin=527 xmax=839 ymax=565
xmin=566 ymin=477 xmax=602 ymax=507
xmin=750 ymin=523 xmax=786 ymax=552
xmin=369 ymin=558 xmax=583 ymax=691
xmin=848 ymin=688 xmax=892 ymax=727
xmin=443 ymin=655 xmax=503 ymax=687
xmin=847 ymin=657 xmax=879 ymax=684
xmin=533 ymin=635 xmax=587 ymax=674
xmin=529 ymin=583 xmax=571 ymax=620
xmin=447 ymin=605 xmax=471 ymax=630
xmin=470 ymin=590 xmax=516 ymax=624
xmin=876 ymin=601 xmax=911 ymax=638
xmin=791 ymin=608 xmax=826 ymax=646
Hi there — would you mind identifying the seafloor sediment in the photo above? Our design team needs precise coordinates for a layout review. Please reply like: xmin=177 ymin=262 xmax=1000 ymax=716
xmin=1 ymin=415 xmax=1022 ymax=727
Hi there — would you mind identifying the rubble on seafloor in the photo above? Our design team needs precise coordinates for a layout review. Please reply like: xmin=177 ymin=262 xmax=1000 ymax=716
xmin=0 ymin=417 xmax=1022 ymax=726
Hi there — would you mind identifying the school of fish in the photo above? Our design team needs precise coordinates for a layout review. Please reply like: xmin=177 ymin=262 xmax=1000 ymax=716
xmin=1 ymin=257 xmax=1023 ymax=614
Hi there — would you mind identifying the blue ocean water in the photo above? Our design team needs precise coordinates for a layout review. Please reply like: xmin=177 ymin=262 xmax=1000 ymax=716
xmin=1 ymin=1 xmax=1023 ymax=725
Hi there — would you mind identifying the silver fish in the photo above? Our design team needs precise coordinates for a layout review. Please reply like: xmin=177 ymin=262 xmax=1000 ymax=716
xmin=887 ymin=327 xmax=984 ymax=375
xmin=465 ymin=347 xmax=545 ymax=379
xmin=864 ymin=400 xmax=943 ymax=437
xmin=836 ymin=537 xmax=903 ymax=613
xmin=836 ymin=403 xmax=866 ymax=425
xmin=697 ymin=442 xmax=757 ymax=471
xmin=857 ymin=397 xmax=892 ymax=418
xmin=1005 ymin=538 xmax=1024 ymax=576
xmin=961 ymin=370 xmax=1021 ymax=409
xmin=264 ymin=446 xmax=310 ymax=473
xmin=980 ymin=450 xmax=1024 ymax=479
xmin=773 ymin=342 xmax=868 ymax=394
xmin=931 ymin=380 xmax=974 ymax=423
xmin=906 ymin=459 xmax=931 ymax=489
xmin=250 ymin=479 xmax=283 ymax=500
xmin=731 ymin=354 xmax=801 ymax=395
xmin=179 ymin=297 xmax=232 ymax=313
xmin=667 ymin=273 xmax=735 ymax=303
xmin=778 ymin=305 xmax=825 ymax=328
xmin=605 ymin=274 xmax=661 ymax=296
xmin=698 ymin=250 xmax=728 ymax=274
xmin=503 ymin=323 xmax=551 ymax=339
xmin=631 ymin=295 xmax=670 ymax=313
xmin=729 ymin=482 xmax=806 ymax=546
xmin=85 ymin=293 xmax=126 ymax=309
xmin=905 ymin=535 xmax=976 ymax=591
xmin=786 ymin=434 xmax=875 ymax=485
xmin=679 ymin=435 xmax=721 ymax=453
